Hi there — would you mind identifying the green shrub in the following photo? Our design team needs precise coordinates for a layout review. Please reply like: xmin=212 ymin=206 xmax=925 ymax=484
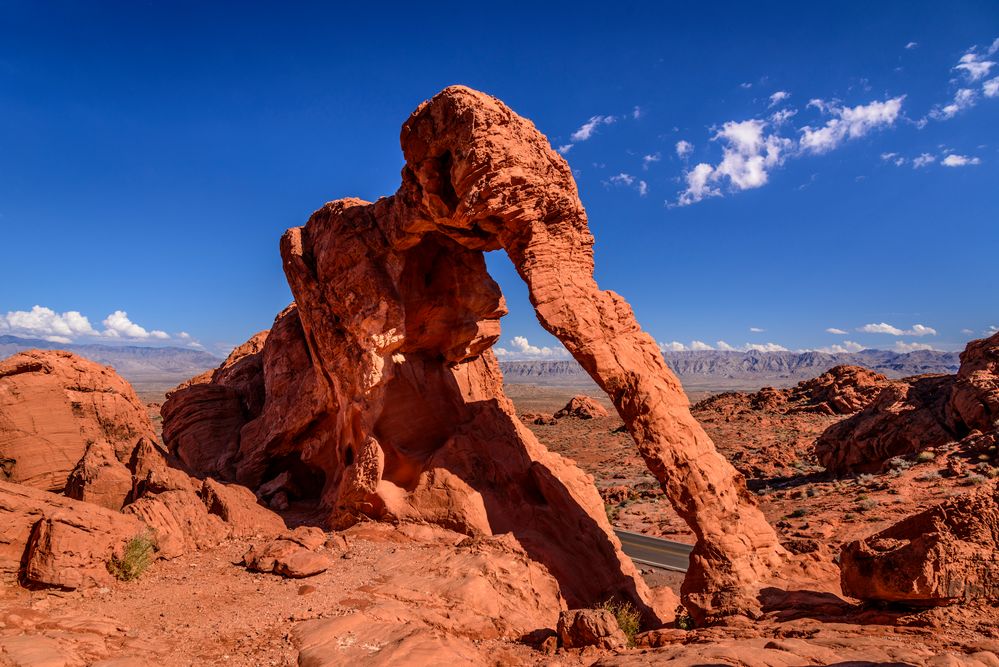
xmin=601 ymin=599 xmax=641 ymax=646
xmin=915 ymin=451 xmax=936 ymax=463
xmin=674 ymin=604 xmax=695 ymax=630
xmin=107 ymin=533 xmax=156 ymax=581
xmin=788 ymin=508 xmax=808 ymax=518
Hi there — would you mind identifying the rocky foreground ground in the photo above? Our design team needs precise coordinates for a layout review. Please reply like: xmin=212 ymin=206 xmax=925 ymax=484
xmin=1 ymin=86 xmax=998 ymax=665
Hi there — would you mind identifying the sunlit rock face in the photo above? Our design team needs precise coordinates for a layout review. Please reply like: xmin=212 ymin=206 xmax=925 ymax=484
xmin=165 ymin=86 xmax=787 ymax=622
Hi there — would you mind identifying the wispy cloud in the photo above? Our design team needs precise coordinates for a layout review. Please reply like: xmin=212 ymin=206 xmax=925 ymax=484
xmin=768 ymin=90 xmax=790 ymax=107
xmin=571 ymin=114 xmax=616 ymax=142
xmin=881 ymin=152 xmax=906 ymax=166
xmin=749 ymin=327 xmax=766 ymax=333
xmin=955 ymin=51 xmax=996 ymax=81
xmin=905 ymin=41 xmax=919 ymax=50
xmin=913 ymin=153 xmax=936 ymax=168
xmin=816 ymin=341 xmax=865 ymax=353
xmin=894 ymin=341 xmax=938 ymax=353
xmin=941 ymin=153 xmax=981 ymax=167
xmin=643 ymin=152 xmax=662 ymax=168
xmin=675 ymin=140 xmax=693 ymax=158
xmin=930 ymin=88 xmax=977 ymax=120
xmin=799 ymin=97 xmax=904 ymax=155
xmin=825 ymin=327 xmax=848 ymax=335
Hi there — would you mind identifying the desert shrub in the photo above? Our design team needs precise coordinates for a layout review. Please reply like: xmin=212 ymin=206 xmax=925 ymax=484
xmin=604 ymin=503 xmax=619 ymax=523
xmin=843 ymin=512 xmax=856 ymax=521
xmin=887 ymin=456 xmax=912 ymax=471
xmin=915 ymin=451 xmax=936 ymax=463
xmin=788 ymin=508 xmax=808 ymax=518
xmin=856 ymin=473 xmax=875 ymax=486
xmin=961 ymin=474 xmax=987 ymax=487
xmin=107 ymin=533 xmax=155 ymax=581
xmin=856 ymin=498 xmax=879 ymax=512
xmin=916 ymin=470 xmax=942 ymax=482
xmin=601 ymin=599 xmax=641 ymax=646
xmin=674 ymin=605 xmax=695 ymax=631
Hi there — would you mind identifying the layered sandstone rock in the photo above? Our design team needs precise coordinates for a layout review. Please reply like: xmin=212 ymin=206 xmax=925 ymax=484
xmin=555 ymin=395 xmax=610 ymax=420
xmin=817 ymin=333 xmax=999 ymax=474
xmin=815 ymin=375 xmax=955 ymax=474
xmin=948 ymin=333 xmax=999 ymax=434
xmin=558 ymin=609 xmax=628 ymax=649
xmin=294 ymin=524 xmax=564 ymax=664
xmin=0 ymin=480 xmax=144 ymax=589
xmin=0 ymin=350 xmax=156 ymax=492
xmin=840 ymin=480 xmax=999 ymax=605
xmin=784 ymin=365 xmax=895 ymax=416
xmin=164 ymin=85 xmax=786 ymax=622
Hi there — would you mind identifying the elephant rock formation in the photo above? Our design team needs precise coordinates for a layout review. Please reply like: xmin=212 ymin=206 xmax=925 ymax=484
xmin=163 ymin=85 xmax=785 ymax=622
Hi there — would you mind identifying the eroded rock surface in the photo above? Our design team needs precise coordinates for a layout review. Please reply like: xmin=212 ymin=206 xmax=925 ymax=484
xmin=840 ymin=480 xmax=999 ymax=605
xmin=162 ymin=85 xmax=786 ymax=622
xmin=817 ymin=332 xmax=999 ymax=474
xmin=0 ymin=350 xmax=157 ymax=492
xmin=0 ymin=480 xmax=144 ymax=589
xmin=555 ymin=395 xmax=610 ymax=420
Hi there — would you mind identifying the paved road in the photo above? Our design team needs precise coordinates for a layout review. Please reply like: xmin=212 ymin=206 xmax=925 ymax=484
xmin=614 ymin=529 xmax=693 ymax=572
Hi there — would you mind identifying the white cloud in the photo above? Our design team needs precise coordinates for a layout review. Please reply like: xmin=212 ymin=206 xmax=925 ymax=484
xmin=930 ymin=88 xmax=977 ymax=120
xmin=985 ymin=77 xmax=999 ymax=98
xmin=826 ymin=327 xmax=848 ymax=335
xmin=962 ymin=328 xmax=975 ymax=335
xmin=608 ymin=172 xmax=635 ymax=186
xmin=740 ymin=82 xmax=753 ymax=89
xmin=749 ymin=327 xmax=765 ymax=333
xmin=689 ymin=340 xmax=714 ymax=351
xmin=955 ymin=51 xmax=996 ymax=81
xmin=715 ymin=341 xmax=737 ymax=351
xmin=817 ymin=340 xmax=865 ymax=354
xmin=633 ymin=106 xmax=642 ymax=120
xmin=799 ymin=96 xmax=904 ymax=154
xmin=494 ymin=335 xmax=569 ymax=360
xmin=659 ymin=341 xmax=686 ymax=352
xmin=557 ymin=144 xmax=573 ymax=155
xmin=881 ymin=152 xmax=906 ymax=167
xmin=905 ymin=41 xmax=919 ymax=50
xmin=858 ymin=322 xmax=937 ymax=336
xmin=676 ymin=119 xmax=792 ymax=205
xmin=745 ymin=342 xmax=789 ymax=353
xmin=769 ymin=109 xmax=797 ymax=126
xmin=941 ymin=154 xmax=981 ymax=167
xmin=1 ymin=305 xmax=186 ymax=345
xmin=638 ymin=180 xmax=648 ymax=196
xmin=675 ymin=141 xmax=693 ymax=158
xmin=571 ymin=115 xmax=616 ymax=142
xmin=894 ymin=341 xmax=938 ymax=353
xmin=768 ymin=91 xmax=790 ymax=107
xmin=913 ymin=153 xmax=936 ymax=168
xmin=1 ymin=306 xmax=99 ymax=339
xmin=677 ymin=163 xmax=720 ymax=206
xmin=643 ymin=153 xmax=662 ymax=168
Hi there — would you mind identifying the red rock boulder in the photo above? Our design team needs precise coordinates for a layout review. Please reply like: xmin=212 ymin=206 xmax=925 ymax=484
xmin=0 ymin=350 xmax=156 ymax=492
xmin=840 ymin=480 xmax=999 ymax=605
xmin=554 ymin=395 xmax=610 ymax=420
xmin=0 ymin=480 xmax=145 ymax=589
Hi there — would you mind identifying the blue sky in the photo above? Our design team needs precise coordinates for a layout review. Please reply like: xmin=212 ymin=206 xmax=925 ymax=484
xmin=1 ymin=2 xmax=997 ymax=358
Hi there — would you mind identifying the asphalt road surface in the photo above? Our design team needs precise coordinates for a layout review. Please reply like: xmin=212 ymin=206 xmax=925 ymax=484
xmin=614 ymin=529 xmax=693 ymax=572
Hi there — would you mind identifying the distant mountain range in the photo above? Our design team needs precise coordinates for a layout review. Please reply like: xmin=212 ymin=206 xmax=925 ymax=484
xmin=0 ymin=334 xmax=963 ymax=396
xmin=0 ymin=335 xmax=222 ymax=388
xmin=499 ymin=349 xmax=961 ymax=390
